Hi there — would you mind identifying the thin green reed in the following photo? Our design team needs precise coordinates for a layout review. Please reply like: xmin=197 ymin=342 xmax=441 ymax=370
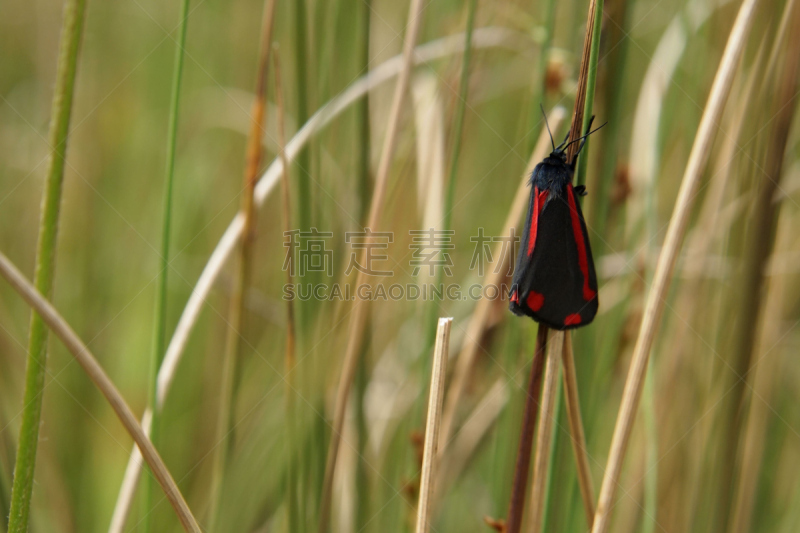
xmin=294 ymin=0 xmax=311 ymax=234
xmin=7 ymin=0 xmax=87 ymax=530
xmin=145 ymin=0 xmax=191 ymax=529
xmin=574 ymin=0 xmax=604 ymax=188
xmin=587 ymin=0 xmax=632 ymax=242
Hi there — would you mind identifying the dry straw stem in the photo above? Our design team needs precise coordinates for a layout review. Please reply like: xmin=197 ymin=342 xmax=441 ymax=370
xmin=591 ymin=0 xmax=760 ymax=530
xmin=561 ymin=333 xmax=595 ymax=527
xmin=318 ymin=0 xmax=427 ymax=530
xmin=504 ymin=325 xmax=548 ymax=533
xmin=109 ymin=29 xmax=527 ymax=529
xmin=440 ymin=107 xmax=566 ymax=449
xmin=527 ymin=330 xmax=563 ymax=533
xmin=415 ymin=318 xmax=453 ymax=533
xmin=0 ymin=252 xmax=201 ymax=533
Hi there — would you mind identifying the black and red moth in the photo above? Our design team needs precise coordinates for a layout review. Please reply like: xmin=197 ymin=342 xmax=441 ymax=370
xmin=509 ymin=113 xmax=603 ymax=330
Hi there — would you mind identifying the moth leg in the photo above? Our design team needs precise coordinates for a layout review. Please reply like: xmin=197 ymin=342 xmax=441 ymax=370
xmin=574 ymin=185 xmax=587 ymax=196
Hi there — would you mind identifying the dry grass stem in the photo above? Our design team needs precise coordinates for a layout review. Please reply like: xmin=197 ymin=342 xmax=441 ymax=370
xmin=0 ymin=252 xmax=201 ymax=533
xmin=561 ymin=333 xmax=595 ymax=527
xmin=415 ymin=317 xmax=453 ymax=533
xmin=527 ymin=330 xmax=563 ymax=533
xmin=591 ymin=0 xmax=760 ymax=530
xmin=318 ymin=0 xmax=427 ymax=529
xmin=504 ymin=325 xmax=548 ymax=533
xmin=440 ymin=107 xmax=566 ymax=449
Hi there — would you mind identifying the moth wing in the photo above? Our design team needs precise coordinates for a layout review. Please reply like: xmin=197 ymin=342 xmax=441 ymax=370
xmin=510 ymin=184 xmax=598 ymax=329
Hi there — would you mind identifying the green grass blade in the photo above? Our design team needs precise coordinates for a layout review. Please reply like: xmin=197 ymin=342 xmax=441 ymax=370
xmin=7 ymin=0 xmax=87 ymax=530
xmin=144 ymin=0 xmax=191 ymax=529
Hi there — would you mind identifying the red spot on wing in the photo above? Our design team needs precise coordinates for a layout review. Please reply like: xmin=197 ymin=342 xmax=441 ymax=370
xmin=566 ymin=185 xmax=596 ymax=302
xmin=565 ymin=313 xmax=582 ymax=326
xmin=527 ymin=187 xmax=540 ymax=257
xmin=525 ymin=291 xmax=544 ymax=311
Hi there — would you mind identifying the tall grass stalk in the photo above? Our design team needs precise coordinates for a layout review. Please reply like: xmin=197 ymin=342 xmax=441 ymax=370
xmin=729 ymin=212 xmax=794 ymax=533
xmin=210 ymin=0 xmax=276 ymax=528
xmin=0 ymin=253 xmax=201 ymax=533
xmin=586 ymin=0 xmax=631 ymax=239
xmin=503 ymin=325 xmax=548 ymax=533
xmin=591 ymin=0 xmax=760 ymax=529
xmin=143 ymin=0 xmax=191 ymax=529
xmin=273 ymin=47 xmax=301 ymax=533
xmin=537 ymin=372 xmax=562 ymax=532
xmin=7 ymin=0 xmax=87 ymax=529
xmin=442 ymin=0 xmax=477 ymax=235
xmin=561 ymin=334 xmax=595 ymax=527
xmin=414 ymin=317 xmax=452 ymax=533
xmin=527 ymin=330 xmax=563 ymax=533
xmin=293 ymin=0 xmax=311 ymax=235
xmin=354 ymin=1 xmax=371 ymax=530
xmin=317 ymin=1 xmax=427 ymax=530
xmin=573 ymin=0 xmax=604 ymax=187
xmin=719 ymin=13 xmax=800 ymax=530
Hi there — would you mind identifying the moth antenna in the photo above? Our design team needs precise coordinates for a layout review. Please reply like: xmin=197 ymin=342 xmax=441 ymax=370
xmin=540 ymin=104 xmax=556 ymax=152
xmin=563 ymin=118 xmax=607 ymax=154
xmin=556 ymin=131 xmax=570 ymax=151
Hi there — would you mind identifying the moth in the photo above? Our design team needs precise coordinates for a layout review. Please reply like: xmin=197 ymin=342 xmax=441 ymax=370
xmin=509 ymin=110 xmax=604 ymax=330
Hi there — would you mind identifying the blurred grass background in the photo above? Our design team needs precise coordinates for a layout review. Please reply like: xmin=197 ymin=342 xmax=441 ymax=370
xmin=1 ymin=0 xmax=800 ymax=531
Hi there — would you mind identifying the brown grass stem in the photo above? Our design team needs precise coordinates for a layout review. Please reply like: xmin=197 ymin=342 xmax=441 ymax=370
xmin=0 ymin=252 xmax=201 ymax=533
xmin=210 ymin=0 xmax=277 ymax=527
xmin=317 ymin=0 xmax=426 ymax=530
xmin=273 ymin=46 xmax=300 ymax=533
xmin=591 ymin=0 xmax=760 ymax=529
xmin=561 ymin=333 xmax=595 ymax=528
xmin=415 ymin=317 xmax=453 ymax=533
xmin=527 ymin=330 xmax=563 ymax=533
xmin=440 ymin=108 xmax=566 ymax=450
xmin=503 ymin=324 xmax=548 ymax=533
xmin=565 ymin=0 xmax=600 ymax=164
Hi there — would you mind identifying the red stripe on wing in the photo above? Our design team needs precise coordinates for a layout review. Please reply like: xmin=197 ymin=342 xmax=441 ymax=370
xmin=566 ymin=184 xmax=596 ymax=302
xmin=526 ymin=187 xmax=540 ymax=257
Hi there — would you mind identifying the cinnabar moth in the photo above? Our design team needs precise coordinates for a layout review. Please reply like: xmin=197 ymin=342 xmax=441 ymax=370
xmin=509 ymin=110 xmax=604 ymax=330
